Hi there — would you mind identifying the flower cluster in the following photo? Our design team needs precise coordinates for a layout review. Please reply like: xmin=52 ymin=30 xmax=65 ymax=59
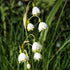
xmin=32 ymin=42 xmax=42 ymax=61
xmin=18 ymin=2 xmax=47 ymax=70
xmin=26 ymin=6 xmax=48 ymax=32
xmin=18 ymin=42 xmax=42 ymax=69
xmin=18 ymin=41 xmax=31 ymax=69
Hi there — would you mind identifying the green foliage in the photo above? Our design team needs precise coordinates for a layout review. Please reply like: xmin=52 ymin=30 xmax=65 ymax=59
xmin=35 ymin=0 xmax=56 ymax=9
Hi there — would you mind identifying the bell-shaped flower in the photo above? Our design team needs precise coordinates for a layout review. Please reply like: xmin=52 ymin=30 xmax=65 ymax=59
xmin=38 ymin=22 xmax=48 ymax=32
xmin=32 ymin=42 xmax=42 ymax=53
xmin=27 ymin=63 xmax=31 ymax=69
xmin=17 ymin=1 xmax=23 ymax=6
xmin=34 ymin=52 xmax=42 ymax=61
xmin=27 ymin=23 xmax=34 ymax=31
xmin=32 ymin=7 xmax=40 ymax=15
xmin=56 ymin=43 xmax=60 ymax=48
xmin=18 ymin=53 xmax=28 ymax=63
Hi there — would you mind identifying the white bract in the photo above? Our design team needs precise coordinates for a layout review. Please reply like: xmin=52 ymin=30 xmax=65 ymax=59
xmin=34 ymin=52 xmax=42 ymax=60
xmin=17 ymin=1 xmax=23 ymax=6
xmin=38 ymin=22 xmax=48 ymax=32
xmin=32 ymin=7 xmax=40 ymax=15
xmin=18 ymin=53 xmax=28 ymax=63
xmin=32 ymin=42 xmax=42 ymax=52
xmin=27 ymin=63 xmax=31 ymax=69
xmin=27 ymin=23 xmax=34 ymax=31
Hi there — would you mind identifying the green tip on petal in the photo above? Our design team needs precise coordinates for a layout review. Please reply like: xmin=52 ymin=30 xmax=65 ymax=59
xmin=37 ymin=58 xmax=40 ymax=61
xmin=39 ymin=30 xmax=41 ymax=32
xmin=32 ymin=28 xmax=33 ymax=30
xmin=24 ymin=58 xmax=26 ymax=61
xmin=39 ymin=11 xmax=40 ymax=14
xmin=38 ymin=49 xmax=40 ymax=52
xmin=42 ymin=27 xmax=44 ymax=30
xmin=33 ymin=49 xmax=36 ymax=53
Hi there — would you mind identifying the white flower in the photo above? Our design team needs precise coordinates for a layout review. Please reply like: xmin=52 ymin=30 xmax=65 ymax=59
xmin=27 ymin=23 xmax=34 ymax=31
xmin=38 ymin=22 xmax=48 ymax=32
xmin=32 ymin=42 xmax=42 ymax=52
xmin=56 ymin=43 xmax=60 ymax=48
xmin=34 ymin=52 xmax=42 ymax=60
xmin=27 ymin=63 xmax=31 ymax=69
xmin=17 ymin=1 xmax=23 ymax=6
xmin=18 ymin=53 xmax=28 ymax=63
xmin=32 ymin=7 xmax=40 ymax=15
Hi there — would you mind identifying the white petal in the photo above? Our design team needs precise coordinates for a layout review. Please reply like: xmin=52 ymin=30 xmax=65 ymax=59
xmin=18 ymin=53 xmax=27 ymax=63
xmin=17 ymin=1 xmax=23 ymax=6
xmin=27 ymin=63 xmax=31 ymax=69
xmin=38 ymin=22 xmax=48 ymax=31
xmin=32 ymin=7 xmax=40 ymax=15
xmin=32 ymin=42 xmax=42 ymax=52
xmin=27 ymin=23 xmax=34 ymax=31
xmin=34 ymin=53 xmax=42 ymax=60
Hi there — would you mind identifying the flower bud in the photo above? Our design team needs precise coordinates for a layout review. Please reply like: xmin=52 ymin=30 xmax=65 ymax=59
xmin=27 ymin=63 xmax=31 ymax=69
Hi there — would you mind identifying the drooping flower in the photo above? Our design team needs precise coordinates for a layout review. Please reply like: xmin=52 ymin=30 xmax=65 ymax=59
xmin=17 ymin=1 xmax=23 ymax=6
xmin=27 ymin=23 xmax=34 ymax=31
xmin=18 ymin=53 xmax=28 ymax=63
xmin=32 ymin=42 xmax=42 ymax=53
xmin=34 ymin=52 xmax=42 ymax=60
xmin=56 ymin=43 xmax=60 ymax=48
xmin=38 ymin=22 xmax=48 ymax=32
xmin=32 ymin=7 xmax=40 ymax=15
xmin=27 ymin=63 xmax=31 ymax=69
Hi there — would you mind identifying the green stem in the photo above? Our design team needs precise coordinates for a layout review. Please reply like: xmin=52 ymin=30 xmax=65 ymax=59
xmin=25 ymin=33 xmax=36 ymax=42
xmin=28 ymin=15 xmax=40 ymax=22
xmin=26 ymin=0 xmax=32 ymax=10
xmin=29 ymin=34 xmax=36 ymax=42
xmin=17 ymin=62 xmax=19 ymax=70
xmin=24 ymin=62 xmax=27 ymax=70
xmin=26 ymin=43 xmax=32 ymax=46
xmin=3 ymin=22 xmax=6 ymax=41
xmin=25 ymin=30 xmax=29 ymax=40
xmin=1 ymin=6 xmax=6 ymax=41
xmin=49 ymin=0 xmax=67 ymax=46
